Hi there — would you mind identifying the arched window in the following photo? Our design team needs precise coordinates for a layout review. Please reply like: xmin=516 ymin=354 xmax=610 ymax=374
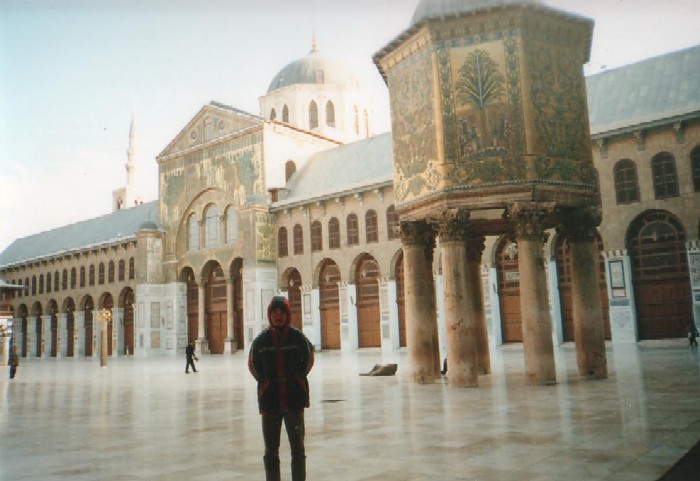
xmin=54 ymin=271 xmax=59 ymax=292
xmin=270 ymin=108 xmax=277 ymax=121
xmin=691 ymin=145 xmax=700 ymax=192
xmin=89 ymin=265 xmax=95 ymax=286
xmin=282 ymin=105 xmax=289 ymax=123
xmin=365 ymin=210 xmax=378 ymax=243
xmin=386 ymin=206 xmax=399 ymax=240
xmin=354 ymin=106 xmax=359 ymax=135
xmin=71 ymin=268 xmax=76 ymax=289
xmin=98 ymin=263 xmax=105 ymax=285
xmin=326 ymin=101 xmax=335 ymax=127
xmin=328 ymin=217 xmax=340 ymax=249
xmin=285 ymin=160 xmax=296 ymax=181
xmin=652 ymin=152 xmax=679 ymax=199
xmin=293 ymin=224 xmax=304 ymax=255
xmin=613 ymin=159 xmax=640 ymax=204
xmin=278 ymin=227 xmax=288 ymax=257
xmin=62 ymin=269 xmax=68 ymax=290
xmin=129 ymin=258 xmax=135 ymax=280
xmin=46 ymin=273 xmax=51 ymax=293
xmin=32 ymin=276 xmax=36 ymax=295
xmin=309 ymin=101 xmax=318 ymax=130
xmin=80 ymin=267 xmax=86 ymax=288
xmin=187 ymin=214 xmax=199 ymax=251
xmin=311 ymin=221 xmax=323 ymax=252
xmin=118 ymin=260 xmax=125 ymax=282
xmin=226 ymin=207 xmax=238 ymax=244
xmin=347 ymin=214 xmax=359 ymax=246
xmin=108 ymin=261 xmax=115 ymax=283
xmin=204 ymin=205 xmax=220 ymax=247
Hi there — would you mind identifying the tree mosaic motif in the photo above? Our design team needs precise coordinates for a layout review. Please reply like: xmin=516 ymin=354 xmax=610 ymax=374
xmin=454 ymin=49 xmax=509 ymax=160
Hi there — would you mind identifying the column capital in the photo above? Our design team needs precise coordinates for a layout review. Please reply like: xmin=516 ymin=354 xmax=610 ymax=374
xmin=465 ymin=235 xmax=486 ymax=263
xmin=399 ymin=220 xmax=434 ymax=247
xmin=556 ymin=206 xmax=601 ymax=242
xmin=436 ymin=208 xmax=470 ymax=243
xmin=507 ymin=202 xmax=554 ymax=241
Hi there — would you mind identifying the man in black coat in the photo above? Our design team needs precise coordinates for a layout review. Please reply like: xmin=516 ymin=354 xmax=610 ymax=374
xmin=185 ymin=341 xmax=198 ymax=373
xmin=248 ymin=296 xmax=314 ymax=481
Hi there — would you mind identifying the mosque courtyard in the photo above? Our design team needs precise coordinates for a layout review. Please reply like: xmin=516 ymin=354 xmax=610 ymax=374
xmin=1 ymin=341 xmax=699 ymax=481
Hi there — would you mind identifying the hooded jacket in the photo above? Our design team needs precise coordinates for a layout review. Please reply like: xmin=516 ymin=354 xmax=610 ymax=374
xmin=248 ymin=296 xmax=314 ymax=413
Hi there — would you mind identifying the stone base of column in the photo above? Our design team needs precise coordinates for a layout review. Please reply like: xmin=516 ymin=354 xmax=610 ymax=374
xmin=195 ymin=338 xmax=210 ymax=355
xmin=223 ymin=338 xmax=238 ymax=355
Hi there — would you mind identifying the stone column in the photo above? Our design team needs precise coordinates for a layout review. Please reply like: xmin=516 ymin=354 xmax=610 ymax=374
xmin=196 ymin=281 xmax=209 ymax=354
xmin=510 ymin=203 xmax=556 ymax=386
xmin=224 ymin=278 xmax=236 ymax=354
xmin=438 ymin=209 xmax=478 ymax=388
xmin=28 ymin=316 xmax=38 ymax=359
xmin=558 ymin=207 xmax=607 ymax=379
xmin=466 ymin=235 xmax=490 ymax=375
xmin=400 ymin=220 xmax=437 ymax=384
xmin=75 ymin=311 xmax=85 ymax=358
xmin=56 ymin=312 xmax=67 ymax=359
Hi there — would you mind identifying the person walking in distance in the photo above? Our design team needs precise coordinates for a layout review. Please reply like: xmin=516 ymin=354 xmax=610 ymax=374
xmin=248 ymin=296 xmax=314 ymax=481
xmin=688 ymin=322 xmax=699 ymax=347
xmin=185 ymin=341 xmax=198 ymax=373
xmin=9 ymin=345 xmax=19 ymax=379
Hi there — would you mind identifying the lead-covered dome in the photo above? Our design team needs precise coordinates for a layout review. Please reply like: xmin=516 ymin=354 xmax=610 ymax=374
xmin=267 ymin=45 xmax=359 ymax=94
xmin=411 ymin=0 xmax=544 ymax=27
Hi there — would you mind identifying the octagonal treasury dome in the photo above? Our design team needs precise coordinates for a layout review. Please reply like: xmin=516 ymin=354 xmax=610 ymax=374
xmin=267 ymin=44 xmax=360 ymax=94
xmin=411 ymin=0 xmax=544 ymax=26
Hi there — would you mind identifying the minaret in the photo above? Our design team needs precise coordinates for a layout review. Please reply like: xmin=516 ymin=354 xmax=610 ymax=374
xmin=112 ymin=113 xmax=143 ymax=211
xmin=126 ymin=113 xmax=136 ymax=196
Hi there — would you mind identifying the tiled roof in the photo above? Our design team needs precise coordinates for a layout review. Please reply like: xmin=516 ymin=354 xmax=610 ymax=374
xmin=272 ymin=132 xmax=393 ymax=209
xmin=0 ymin=201 xmax=159 ymax=268
xmin=586 ymin=44 xmax=700 ymax=136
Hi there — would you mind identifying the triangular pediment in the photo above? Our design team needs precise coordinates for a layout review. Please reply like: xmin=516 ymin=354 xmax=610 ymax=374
xmin=158 ymin=101 xmax=264 ymax=159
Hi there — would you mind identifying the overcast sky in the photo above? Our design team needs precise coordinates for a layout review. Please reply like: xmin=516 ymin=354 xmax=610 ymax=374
xmin=1 ymin=0 xmax=698 ymax=254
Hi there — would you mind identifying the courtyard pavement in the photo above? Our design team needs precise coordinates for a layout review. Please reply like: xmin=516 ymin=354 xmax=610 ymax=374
xmin=1 ymin=341 xmax=700 ymax=481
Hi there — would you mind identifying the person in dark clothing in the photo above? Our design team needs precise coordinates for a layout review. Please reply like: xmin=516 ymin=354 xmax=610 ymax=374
xmin=9 ymin=345 xmax=19 ymax=379
xmin=688 ymin=322 xmax=699 ymax=347
xmin=248 ymin=296 xmax=314 ymax=481
xmin=185 ymin=341 xmax=198 ymax=373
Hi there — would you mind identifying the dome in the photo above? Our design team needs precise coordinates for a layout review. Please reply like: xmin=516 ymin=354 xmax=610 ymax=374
xmin=411 ymin=0 xmax=544 ymax=27
xmin=267 ymin=45 xmax=359 ymax=94
xmin=138 ymin=220 xmax=159 ymax=231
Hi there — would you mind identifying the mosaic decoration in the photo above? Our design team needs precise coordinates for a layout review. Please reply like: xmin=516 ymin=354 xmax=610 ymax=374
xmin=256 ymin=212 xmax=276 ymax=265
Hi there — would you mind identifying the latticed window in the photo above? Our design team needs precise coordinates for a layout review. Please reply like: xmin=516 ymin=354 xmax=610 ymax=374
xmin=98 ymin=263 xmax=105 ymax=285
xmin=309 ymin=101 xmax=318 ymax=129
xmin=71 ymin=268 xmax=76 ymax=289
xmin=365 ymin=210 xmax=378 ymax=243
xmin=89 ymin=265 xmax=95 ymax=286
xmin=613 ymin=159 xmax=640 ymax=204
xmin=129 ymin=258 xmax=135 ymax=280
xmin=188 ymin=214 xmax=199 ymax=251
xmin=386 ymin=206 xmax=399 ymax=240
xmin=80 ymin=267 xmax=85 ymax=287
xmin=282 ymin=105 xmax=289 ymax=123
xmin=38 ymin=275 xmax=43 ymax=294
xmin=278 ymin=227 xmax=288 ymax=257
xmin=108 ymin=261 xmax=115 ymax=283
xmin=311 ymin=221 xmax=323 ymax=252
xmin=326 ymin=101 xmax=335 ymax=127
xmin=328 ymin=217 xmax=340 ymax=249
xmin=293 ymin=224 xmax=304 ymax=255
xmin=652 ymin=152 xmax=679 ymax=199
xmin=204 ymin=205 xmax=220 ymax=247
xmin=54 ymin=271 xmax=59 ymax=292
xmin=46 ymin=274 xmax=51 ymax=293
xmin=118 ymin=260 xmax=125 ymax=282
xmin=226 ymin=207 xmax=238 ymax=244
xmin=691 ymin=145 xmax=700 ymax=192
xmin=347 ymin=214 xmax=359 ymax=246
xmin=25 ymin=277 xmax=29 ymax=296
xmin=62 ymin=269 xmax=68 ymax=290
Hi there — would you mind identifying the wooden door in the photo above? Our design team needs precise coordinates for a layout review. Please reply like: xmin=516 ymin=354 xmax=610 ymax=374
xmin=320 ymin=262 xmax=341 ymax=349
xmin=288 ymin=270 xmax=303 ymax=330
xmin=85 ymin=308 xmax=93 ymax=357
xmin=396 ymin=252 xmax=406 ymax=347
xmin=555 ymin=234 xmax=611 ymax=341
xmin=36 ymin=317 xmax=43 ymax=357
xmin=234 ymin=267 xmax=244 ymax=348
xmin=629 ymin=212 xmax=692 ymax=339
xmin=186 ymin=274 xmax=198 ymax=343
xmin=497 ymin=239 xmax=522 ymax=342
xmin=66 ymin=312 xmax=74 ymax=357
xmin=357 ymin=256 xmax=381 ymax=348
xmin=206 ymin=266 xmax=227 ymax=354
xmin=50 ymin=314 xmax=57 ymax=357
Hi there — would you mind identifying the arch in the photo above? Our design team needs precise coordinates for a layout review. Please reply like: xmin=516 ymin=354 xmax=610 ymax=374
xmin=691 ymin=144 xmax=700 ymax=192
xmin=119 ymin=287 xmax=135 ymax=355
xmin=282 ymin=104 xmax=289 ymax=123
xmin=278 ymin=227 xmax=289 ymax=257
xmin=613 ymin=159 xmax=639 ymax=204
xmin=63 ymin=297 xmax=76 ymax=357
xmin=309 ymin=100 xmax=319 ymax=129
xmin=311 ymin=220 xmax=323 ymax=252
xmin=355 ymin=253 xmax=381 ymax=348
xmin=282 ymin=267 xmax=303 ymax=331
xmin=496 ymin=236 xmax=521 ymax=342
xmin=651 ymin=152 xmax=679 ymax=199
xmin=326 ymin=100 xmax=335 ymax=127
xmin=82 ymin=295 xmax=95 ymax=357
xmin=204 ymin=203 xmax=220 ymax=248
xmin=627 ymin=209 xmax=692 ymax=339
xmin=205 ymin=262 xmax=226 ymax=354
xmin=318 ymin=259 xmax=341 ymax=349
xmin=328 ymin=217 xmax=340 ymax=249
xmin=553 ymin=232 xmax=611 ymax=342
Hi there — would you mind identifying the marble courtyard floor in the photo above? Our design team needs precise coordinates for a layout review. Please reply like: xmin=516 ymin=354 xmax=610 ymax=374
xmin=2 ymin=341 xmax=700 ymax=481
